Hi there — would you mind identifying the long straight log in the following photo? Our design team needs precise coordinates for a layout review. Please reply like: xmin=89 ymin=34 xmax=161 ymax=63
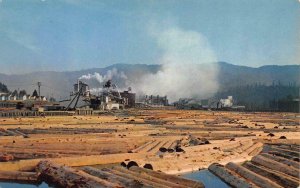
xmin=129 ymin=166 xmax=204 ymax=188
xmin=243 ymin=162 xmax=299 ymax=188
xmin=131 ymin=140 xmax=156 ymax=153
xmin=102 ymin=167 xmax=169 ymax=188
xmin=0 ymin=153 xmax=143 ymax=171
xmin=266 ymin=146 xmax=300 ymax=158
xmin=252 ymin=155 xmax=300 ymax=178
xmin=273 ymin=144 xmax=300 ymax=151
xmin=268 ymin=151 xmax=299 ymax=161
xmin=260 ymin=153 xmax=300 ymax=169
xmin=81 ymin=166 xmax=148 ymax=188
xmin=208 ymin=163 xmax=256 ymax=188
xmin=246 ymin=142 xmax=263 ymax=156
xmin=138 ymin=140 xmax=160 ymax=153
xmin=168 ymin=140 xmax=179 ymax=149
xmin=0 ymin=171 xmax=38 ymax=182
xmin=112 ymin=166 xmax=186 ymax=188
xmin=226 ymin=162 xmax=282 ymax=188
xmin=4 ymin=130 xmax=18 ymax=136
xmin=13 ymin=129 xmax=30 ymax=138
xmin=36 ymin=160 xmax=120 ymax=188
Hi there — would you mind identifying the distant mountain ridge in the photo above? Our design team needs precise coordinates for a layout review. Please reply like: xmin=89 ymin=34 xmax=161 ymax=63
xmin=217 ymin=62 xmax=300 ymax=90
xmin=0 ymin=62 xmax=299 ymax=99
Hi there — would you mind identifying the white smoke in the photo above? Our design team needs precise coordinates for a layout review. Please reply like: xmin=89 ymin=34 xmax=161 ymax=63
xmin=88 ymin=88 xmax=103 ymax=94
xmin=134 ymin=25 xmax=219 ymax=102
xmin=79 ymin=68 xmax=127 ymax=83
xmin=79 ymin=72 xmax=105 ymax=83
xmin=79 ymin=68 xmax=128 ymax=94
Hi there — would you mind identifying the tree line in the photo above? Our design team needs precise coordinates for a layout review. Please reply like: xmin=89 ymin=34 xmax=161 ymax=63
xmin=214 ymin=83 xmax=299 ymax=112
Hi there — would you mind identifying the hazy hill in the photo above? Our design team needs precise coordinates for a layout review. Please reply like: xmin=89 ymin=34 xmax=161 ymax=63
xmin=217 ymin=62 xmax=300 ymax=90
xmin=0 ymin=62 xmax=299 ymax=100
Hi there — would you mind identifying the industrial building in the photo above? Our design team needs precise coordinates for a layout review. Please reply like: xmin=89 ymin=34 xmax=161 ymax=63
xmin=175 ymin=98 xmax=202 ymax=109
xmin=120 ymin=90 xmax=136 ymax=108
xmin=73 ymin=81 xmax=89 ymax=96
xmin=138 ymin=95 xmax=169 ymax=106
xmin=62 ymin=80 xmax=136 ymax=111
xmin=175 ymin=96 xmax=245 ymax=111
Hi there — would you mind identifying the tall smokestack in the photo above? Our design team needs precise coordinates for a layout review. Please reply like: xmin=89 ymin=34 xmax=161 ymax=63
xmin=77 ymin=79 xmax=79 ymax=93
xmin=37 ymin=82 xmax=41 ymax=97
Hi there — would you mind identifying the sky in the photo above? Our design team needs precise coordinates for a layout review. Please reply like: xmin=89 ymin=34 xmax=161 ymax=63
xmin=0 ymin=0 xmax=299 ymax=74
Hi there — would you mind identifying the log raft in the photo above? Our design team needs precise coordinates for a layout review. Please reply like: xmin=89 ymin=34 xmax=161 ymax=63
xmin=35 ymin=160 xmax=202 ymax=188
xmin=242 ymin=162 xmax=299 ymax=188
xmin=225 ymin=162 xmax=282 ymax=188
xmin=209 ymin=143 xmax=300 ymax=188
xmin=36 ymin=160 xmax=121 ymax=188
xmin=129 ymin=166 xmax=204 ymax=188
xmin=208 ymin=163 xmax=256 ymax=188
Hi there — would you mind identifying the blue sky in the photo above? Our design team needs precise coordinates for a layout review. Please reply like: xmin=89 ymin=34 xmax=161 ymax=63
xmin=0 ymin=0 xmax=299 ymax=74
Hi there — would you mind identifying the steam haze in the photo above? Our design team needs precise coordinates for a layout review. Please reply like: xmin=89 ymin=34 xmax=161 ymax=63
xmin=133 ymin=25 xmax=219 ymax=102
xmin=77 ymin=25 xmax=220 ymax=102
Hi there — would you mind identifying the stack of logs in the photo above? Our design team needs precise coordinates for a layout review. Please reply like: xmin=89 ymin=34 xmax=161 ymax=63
xmin=209 ymin=143 xmax=300 ymax=188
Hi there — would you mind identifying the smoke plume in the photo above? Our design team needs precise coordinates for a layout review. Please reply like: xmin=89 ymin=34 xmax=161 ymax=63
xmin=79 ymin=68 xmax=127 ymax=83
xmin=79 ymin=68 xmax=127 ymax=94
xmin=135 ymin=26 xmax=219 ymax=102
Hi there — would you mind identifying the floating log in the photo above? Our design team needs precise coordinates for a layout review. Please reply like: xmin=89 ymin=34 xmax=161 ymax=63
xmin=131 ymin=140 xmax=156 ymax=153
xmin=167 ymin=140 xmax=179 ymax=153
xmin=268 ymin=151 xmax=299 ymax=161
xmin=127 ymin=161 xmax=139 ymax=169
xmin=245 ymin=142 xmax=263 ymax=156
xmin=0 ymin=154 xmax=14 ymax=162
xmin=243 ymin=162 xmax=299 ymax=188
xmin=102 ymin=167 xmax=168 ymax=188
xmin=0 ymin=153 xmax=143 ymax=171
xmin=36 ymin=160 xmax=120 ymax=188
xmin=112 ymin=166 xmax=187 ymax=188
xmin=129 ymin=166 xmax=204 ymax=188
xmin=120 ymin=160 xmax=139 ymax=169
xmin=81 ymin=166 xmax=145 ymax=188
xmin=208 ymin=163 xmax=256 ymax=188
xmin=266 ymin=145 xmax=300 ymax=158
xmin=260 ymin=153 xmax=300 ymax=169
xmin=251 ymin=155 xmax=300 ymax=178
xmin=147 ymin=141 xmax=162 ymax=152
xmin=0 ymin=171 xmax=38 ymax=182
xmin=4 ymin=130 xmax=18 ymax=136
xmin=270 ymin=144 xmax=300 ymax=151
xmin=226 ymin=162 xmax=282 ymax=188
xmin=13 ymin=129 xmax=30 ymax=138
xmin=143 ymin=164 xmax=153 ymax=170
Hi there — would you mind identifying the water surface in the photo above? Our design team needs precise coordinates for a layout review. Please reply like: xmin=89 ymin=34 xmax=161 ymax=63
xmin=0 ymin=182 xmax=50 ymax=188
xmin=182 ymin=169 xmax=229 ymax=188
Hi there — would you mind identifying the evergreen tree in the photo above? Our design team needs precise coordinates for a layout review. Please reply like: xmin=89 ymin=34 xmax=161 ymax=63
xmin=19 ymin=90 xmax=27 ymax=96
xmin=0 ymin=82 xmax=9 ymax=93
xmin=32 ymin=89 xmax=39 ymax=97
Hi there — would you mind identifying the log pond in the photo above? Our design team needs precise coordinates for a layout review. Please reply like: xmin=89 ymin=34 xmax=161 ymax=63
xmin=182 ymin=169 xmax=229 ymax=188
